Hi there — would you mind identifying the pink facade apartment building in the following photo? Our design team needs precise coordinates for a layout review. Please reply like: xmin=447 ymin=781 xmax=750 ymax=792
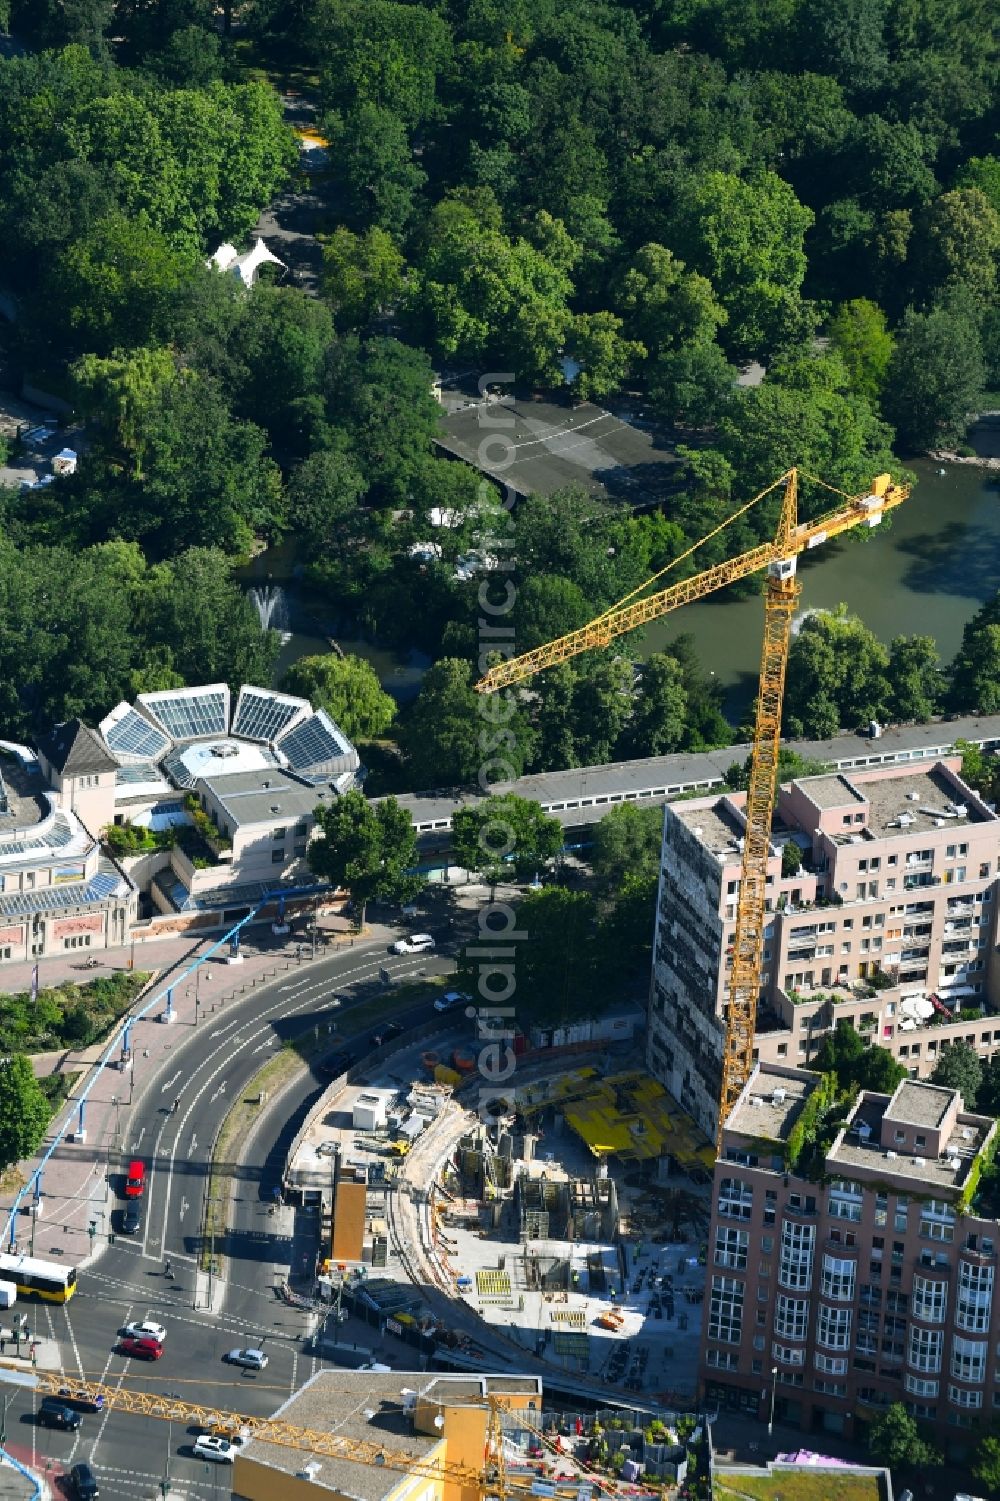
xmin=648 ymin=757 xmax=1000 ymax=1143
xmin=701 ymin=1061 xmax=1000 ymax=1452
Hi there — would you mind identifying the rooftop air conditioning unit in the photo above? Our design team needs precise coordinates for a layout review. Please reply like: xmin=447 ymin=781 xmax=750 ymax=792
xmin=899 ymin=813 xmax=914 ymax=827
xmin=858 ymin=1122 xmax=872 ymax=1140
xmin=914 ymin=1156 xmax=926 ymax=1166
xmin=772 ymin=1088 xmax=787 ymax=1104
xmin=962 ymin=1128 xmax=974 ymax=1140
xmin=907 ymin=791 xmax=921 ymax=801
xmin=297 ymin=1462 xmax=322 ymax=1480
xmin=935 ymin=819 xmax=945 ymax=828
xmin=947 ymin=1157 xmax=961 ymax=1171
xmin=885 ymin=1150 xmax=898 ymax=1159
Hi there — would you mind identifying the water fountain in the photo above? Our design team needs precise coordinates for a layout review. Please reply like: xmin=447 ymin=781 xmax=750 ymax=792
xmin=249 ymin=584 xmax=293 ymax=643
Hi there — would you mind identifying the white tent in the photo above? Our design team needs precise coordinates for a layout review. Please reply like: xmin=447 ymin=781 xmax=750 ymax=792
xmin=207 ymin=238 xmax=287 ymax=289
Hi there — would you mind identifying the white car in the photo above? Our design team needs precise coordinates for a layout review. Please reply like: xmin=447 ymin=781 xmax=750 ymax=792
xmin=391 ymin=934 xmax=435 ymax=955
xmin=123 ymin=1320 xmax=167 ymax=1343
xmin=193 ymin=1435 xmax=236 ymax=1464
xmin=226 ymin=1347 xmax=268 ymax=1369
xmin=434 ymin=990 xmax=470 ymax=1013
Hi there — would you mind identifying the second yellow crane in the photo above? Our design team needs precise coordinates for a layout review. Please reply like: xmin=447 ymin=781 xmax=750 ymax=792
xmin=476 ymin=468 xmax=910 ymax=1149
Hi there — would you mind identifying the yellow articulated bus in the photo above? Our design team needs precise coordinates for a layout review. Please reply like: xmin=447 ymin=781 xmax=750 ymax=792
xmin=0 ymin=1253 xmax=77 ymax=1303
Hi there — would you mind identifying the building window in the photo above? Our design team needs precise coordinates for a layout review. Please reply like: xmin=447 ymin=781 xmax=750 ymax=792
xmin=772 ymin=1342 xmax=805 ymax=1366
xmin=708 ymin=1276 xmax=745 ymax=1344
xmin=774 ymin=1295 xmax=809 ymax=1341
xmin=828 ymin=1179 xmax=863 ymax=1222
xmin=904 ymin=1375 xmax=939 ymax=1398
xmin=947 ymin=1384 xmax=982 ymax=1409
xmin=907 ymin=1325 xmax=943 ymax=1374
xmin=821 ymin=1255 xmax=857 ymax=1302
xmin=920 ymin=1200 xmax=956 ymax=1242
xmin=817 ymin=1304 xmax=852 ymax=1351
xmin=714 ymin=1227 xmax=748 ymax=1271
xmin=950 ymin=1336 xmax=987 ymax=1384
xmin=779 ymin=1220 xmax=815 ymax=1291
xmin=912 ymin=1276 xmax=948 ymax=1323
xmin=705 ymin=1349 xmax=739 ymax=1370
xmin=717 ymin=1178 xmax=753 ymax=1221
xmin=956 ymin=1261 xmax=993 ymax=1333
xmin=814 ymin=1353 xmax=848 ymax=1375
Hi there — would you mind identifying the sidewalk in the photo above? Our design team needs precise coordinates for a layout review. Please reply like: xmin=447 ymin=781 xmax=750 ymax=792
xmin=0 ymin=923 xmax=393 ymax=1271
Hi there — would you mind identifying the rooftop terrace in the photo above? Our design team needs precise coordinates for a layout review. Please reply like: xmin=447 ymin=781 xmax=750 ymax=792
xmin=828 ymin=1092 xmax=992 ymax=1192
xmin=725 ymin=1069 xmax=816 ymax=1145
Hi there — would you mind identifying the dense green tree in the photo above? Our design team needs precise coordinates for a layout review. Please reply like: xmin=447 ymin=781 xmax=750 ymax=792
xmin=71 ymin=345 xmax=180 ymax=477
xmin=0 ymin=1056 xmax=51 ymax=1173
xmin=8 ymin=0 xmax=112 ymax=49
xmin=812 ymin=1019 xmax=907 ymax=1094
xmin=626 ymin=654 xmax=688 ymax=756
xmin=308 ymin=790 xmax=421 ymax=917
xmin=930 ymin=1041 xmax=982 ymax=1108
xmin=953 ymin=740 xmax=1000 ymax=805
xmin=316 ymin=0 xmax=452 ymax=128
xmin=954 ymin=155 xmax=1000 ymax=217
xmin=827 ymin=300 xmax=894 ymax=404
xmin=648 ymin=341 xmax=736 ymax=427
xmin=532 ymin=665 xmax=580 ymax=773
xmin=567 ymin=312 xmax=645 ymax=402
xmin=883 ymin=298 xmax=985 ymax=451
xmin=591 ymin=803 xmax=663 ymax=892
xmin=325 ymin=103 xmax=426 ymax=238
xmin=284 ymin=450 xmax=368 ymax=550
xmin=505 ymin=887 xmax=607 ymax=1025
xmin=600 ymin=871 xmax=659 ymax=971
xmin=451 ymin=794 xmax=563 ymax=883
xmin=885 ymin=635 xmax=946 ymax=722
xmin=571 ymin=657 xmax=634 ymax=765
xmin=516 ymin=576 xmax=594 ymax=655
xmin=669 ymin=170 xmax=814 ymax=357
xmin=151 ymin=549 xmax=279 ymax=689
xmin=785 ymin=607 xmax=890 ymax=738
xmin=320 ymin=226 xmax=405 ymax=328
xmin=401 ymin=658 xmax=534 ymax=790
xmin=324 ymin=336 xmax=441 ymax=504
xmin=282 ymin=654 xmax=397 ymax=742
xmin=228 ymin=287 xmax=336 ymax=456
xmin=973 ymin=1434 xmax=1000 ymax=1499
xmin=616 ymin=243 xmax=727 ymax=360
xmin=867 ymin=1403 xmax=940 ymax=1470
xmin=977 ymin=1052 xmax=1000 ymax=1116
xmin=915 ymin=188 xmax=1000 ymax=304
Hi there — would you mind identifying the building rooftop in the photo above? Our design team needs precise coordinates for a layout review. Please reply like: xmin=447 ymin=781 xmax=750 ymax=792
xmin=884 ymin=1078 xmax=953 ymax=1130
xmin=673 ymin=798 xmax=747 ymax=860
xmin=241 ymin=1371 xmax=541 ymax=1500
xmin=36 ymin=718 xmax=117 ymax=777
xmin=0 ymin=756 xmax=49 ymax=833
xmin=796 ymin=774 xmax=865 ymax=810
xmin=827 ymin=1091 xmax=993 ymax=1192
xmin=860 ymin=764 xmax=991 ymax=840
xmin=725 ymin=1067 xmax=817 ymax=1145
xmin=201 ymin=767 xmax=333 ymax=828
xmin=242 ymin=1370 xmax=441 ymax=1500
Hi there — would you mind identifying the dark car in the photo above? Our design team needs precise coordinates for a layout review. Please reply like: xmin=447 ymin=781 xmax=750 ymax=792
xmin=58 ymin=1386 xmax=105 ymax=1413
xmin=37 ymin=1397 xmax=81 ymax=1430
xmin=118 ymin=1206 xmax=141 ymax=1235
xmin=69 ymin=1461 xmax=100 ymax=1499
xmin=318 ymin=1051 xmax=355 ymax=1078
xmin=370 ymin=1022 xmax=404 ymax=1048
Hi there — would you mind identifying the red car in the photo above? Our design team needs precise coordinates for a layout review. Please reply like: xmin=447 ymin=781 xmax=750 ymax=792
xmin=118 ymin=1336 xmax=162 ymax=1361
xmin=124 ymin=1160 xmax=145 ymax=1199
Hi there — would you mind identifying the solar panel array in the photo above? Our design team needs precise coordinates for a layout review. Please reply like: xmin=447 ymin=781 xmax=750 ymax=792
xmin=161 ymin=748 xmax=199 ymax=789
xmin=278 ymin=709 xmax=349 ymax=772
xmin=114 ymin=762 xmax=166 ymax=786
xmin=102 ymin=705 xmax=171 ymax=762
xmin=0 ymin=870 xmax=120 ymax=916
xmin=139 ymin=688 xmax=228 ymax=742
xmin=232 ymin=688 xmax=306 ymax=745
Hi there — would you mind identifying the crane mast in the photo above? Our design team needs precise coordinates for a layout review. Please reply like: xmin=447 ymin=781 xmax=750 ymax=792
xmin=476 ymin=469 xmax=910 ymax=1147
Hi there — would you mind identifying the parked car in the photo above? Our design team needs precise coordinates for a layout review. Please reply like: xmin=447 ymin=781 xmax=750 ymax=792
xmin=37 ymin=1397 xmax=81 ymax=1430
xmin=123 ymin=1159 xmax=145 ymax=1198
xmin=193 ymin=1434 xmax=236 ymax=1464
xmin=57 ymin=1387 xmax=105 ymax=1413
xmin=123 ymin=1320 xmax=167 ymax=1343
xmin=118 ymin=1336 xmax=162 ymax=1360
xmin=318 ymin=1051 xmax=355 ymax=1078
xmin=118 ymin=1206 xmax=141 ymax=1235
xmin=69 ymin=1462 xmax=100 ymax=1499
xmin=225 ymin=1347 xmax=268 ymax=1370
xmin=390 ymin=934 xmax=435 ymax=954
xmin=434 ymin=990 xmax=470 ymax=1013
xmin=370 ymin=1022 xmax=404 ymax=1047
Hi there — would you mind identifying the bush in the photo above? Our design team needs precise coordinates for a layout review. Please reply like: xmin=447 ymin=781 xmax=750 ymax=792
xmin=0 ymin=972 xmax=150 ymax=1054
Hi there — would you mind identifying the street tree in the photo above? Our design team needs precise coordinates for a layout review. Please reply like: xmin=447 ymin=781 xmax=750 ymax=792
xmin=867 ymin=1403 xmax=941 ymax=1469
xmin=973 ymin=1434 xmax=1000 ymax=1498
xmin=281 ymin=654 xmax=397 ymax=742
xmin=451 ymin=795 xmax=563 ymax=885
xmin=510 ymin=887 xmax=607 ymax=1026
xmin=308 ymin=790 xmax=421 ymax=920
xmin=930 ymin=1040 xmax=982 ymax=1108
xmin=0 ymin=1055 xmax=50 ymax=1173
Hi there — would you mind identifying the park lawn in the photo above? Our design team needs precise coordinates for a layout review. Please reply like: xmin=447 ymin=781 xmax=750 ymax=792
xmin=714 ymin=1471 xmax=882 ymax=1501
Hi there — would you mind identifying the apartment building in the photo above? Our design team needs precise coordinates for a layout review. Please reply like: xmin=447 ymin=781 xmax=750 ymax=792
xmin=700 ymin=1061 xmax=1000 ymax=1451
xmin=648 ymin=757 xmax=1000 ymax=1141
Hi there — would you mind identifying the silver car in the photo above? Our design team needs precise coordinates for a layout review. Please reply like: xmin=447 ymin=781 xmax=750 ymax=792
xmin=225 ymin=1347 xmax=268 ymax=1370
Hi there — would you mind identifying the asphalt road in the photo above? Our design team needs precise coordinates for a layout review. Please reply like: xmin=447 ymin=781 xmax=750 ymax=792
xmin=6 ymin=935 xmax=453 ymax=1500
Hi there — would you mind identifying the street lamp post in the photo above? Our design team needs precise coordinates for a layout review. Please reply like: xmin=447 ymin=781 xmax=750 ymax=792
xmin=767 ymin=1366 xmax=779 ymax=1436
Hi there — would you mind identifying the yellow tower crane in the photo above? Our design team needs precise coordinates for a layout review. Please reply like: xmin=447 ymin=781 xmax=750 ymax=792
xmin=476 ymin=469 xmax=911 ymax=1150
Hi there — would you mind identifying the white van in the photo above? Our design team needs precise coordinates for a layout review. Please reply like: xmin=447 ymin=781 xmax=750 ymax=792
xmin=391 ymin=934 xmax=435 ymax=954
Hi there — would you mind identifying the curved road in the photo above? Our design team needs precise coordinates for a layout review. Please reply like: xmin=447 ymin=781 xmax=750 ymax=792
xmin=5 ymin=935 xmax=452 ymax=1500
